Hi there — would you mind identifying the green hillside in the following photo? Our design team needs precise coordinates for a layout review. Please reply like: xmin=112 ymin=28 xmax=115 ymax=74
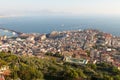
xmin=0 ymin=52 xmax=120 ymax=80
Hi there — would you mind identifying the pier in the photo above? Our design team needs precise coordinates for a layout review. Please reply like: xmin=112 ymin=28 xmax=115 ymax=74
xmin=0 ymin=27 xmax=23 ymax=35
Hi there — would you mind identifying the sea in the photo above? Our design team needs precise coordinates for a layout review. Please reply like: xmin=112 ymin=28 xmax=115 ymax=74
xmin=0 ymin=16 xmax=120 ymax=36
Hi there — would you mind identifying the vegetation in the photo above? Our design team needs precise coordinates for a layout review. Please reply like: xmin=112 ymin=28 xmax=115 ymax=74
xmin=0 ymin=52 xmax=120 ymax=80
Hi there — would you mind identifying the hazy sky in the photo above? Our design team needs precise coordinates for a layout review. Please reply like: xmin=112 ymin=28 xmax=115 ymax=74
xmin=0 ymin=0 xmax=120 ymax=17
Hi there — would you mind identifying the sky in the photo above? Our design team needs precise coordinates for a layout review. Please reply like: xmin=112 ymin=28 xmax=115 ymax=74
xmin=0 ymin=0 xmax=120 ymax=17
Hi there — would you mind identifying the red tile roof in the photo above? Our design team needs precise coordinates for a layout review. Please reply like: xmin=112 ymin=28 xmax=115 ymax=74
xmin=0 ymin=78 xmax=4 ymax=80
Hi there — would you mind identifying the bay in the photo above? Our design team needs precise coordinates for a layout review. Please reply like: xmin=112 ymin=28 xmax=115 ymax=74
xmin=0 ymin=16 xmax=120 ymax=36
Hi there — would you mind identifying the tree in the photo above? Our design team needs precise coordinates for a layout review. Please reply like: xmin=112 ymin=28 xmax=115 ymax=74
xmin=63 ymin=66 xmax=79 ymax=80
xmin=113 ymin=75 xmax=120 ymax=80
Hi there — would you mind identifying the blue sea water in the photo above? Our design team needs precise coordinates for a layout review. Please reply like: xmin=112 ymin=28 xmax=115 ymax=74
xmin=0 ymin=16 xmax=120 ymax=36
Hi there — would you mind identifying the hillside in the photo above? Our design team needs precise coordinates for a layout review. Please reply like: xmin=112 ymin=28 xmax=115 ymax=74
xmin=0 ymin=52 xmax=120 ymax=80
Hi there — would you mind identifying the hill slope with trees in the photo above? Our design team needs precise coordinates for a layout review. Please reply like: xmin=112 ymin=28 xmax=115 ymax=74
xmin=0 ymin=52 xmax=120 ymax=80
